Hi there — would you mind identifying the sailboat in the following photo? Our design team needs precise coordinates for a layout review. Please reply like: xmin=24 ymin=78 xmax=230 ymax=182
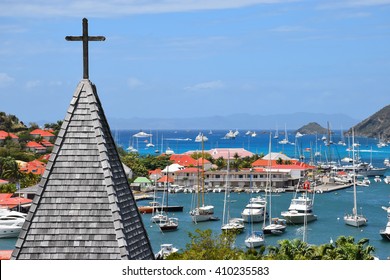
xmin=146 ymin=130 xmax=155 ymax=148
xmin=263 ymin=132 xmax=287 ymax=235
xmin=190 ymin=138 xmax=218 ymax=223
xmin=244 ymin=170 xmax=265 ymax=248
xmin=195 ymin=132 xmax=208 ymax=142
xmin=150 ymin=186 xmax=167 ymax=223
xmin=159 ymin=166 xmax=179 ymax=232
xmin=221 ymin=151 xmax=245 ymax=233
xmin=274 ymin=124 xmax=279 ymax=139
xmin=344 ymin=129 xmax=368 ymax=227
xmin=126 ymin=134 xmax=138 ymax=153
xmin=278 ymin=124 xmax=289 ymax=144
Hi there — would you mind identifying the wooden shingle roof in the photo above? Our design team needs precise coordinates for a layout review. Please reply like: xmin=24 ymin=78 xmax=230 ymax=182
xmin=11 ymin=80 xmax=154 ymax=260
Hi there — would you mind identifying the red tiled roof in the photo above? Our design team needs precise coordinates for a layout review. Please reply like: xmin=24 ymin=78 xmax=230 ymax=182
xmin=195 ymin=158 xmax=211 ymax=166
xmin=30 ymin=129 xmax=55 ymax=137
xmin=19 ymin=160 xmax=46 ymax=175
xmin=149 ymin=168 xmax=162 ymax=175
xmin=26 ymin=141 xmax=46 ymax=150
xmin=41 ymin=139 xmax=54 ymax=147
xmin=0 ymin=193 xmax=32 ymax=208
xmin=157 ymin=175 xmax=174 ymax=183
xmin=0 ymin=130 xmax=18 ymax=140
xmin=252 ymin=159 xmax=278 ymax=167
xmin=170 ymin=154 xmax=211 ymax=167
xmin=0 ymin=179 xmax=9 ymax=184
xmin=170 ymin=155 xmax=197 ymax=166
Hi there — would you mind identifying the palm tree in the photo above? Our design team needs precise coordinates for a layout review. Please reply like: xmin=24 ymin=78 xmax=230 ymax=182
xmin=215 ymin=157 xmax=226 ymax=170
xmin=1 ymin=156 xmax=24 ymax=184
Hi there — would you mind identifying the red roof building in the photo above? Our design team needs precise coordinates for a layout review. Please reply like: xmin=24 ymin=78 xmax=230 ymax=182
xmin=30 ymin=129 xmax=55 ymax=141
xmin=0 ymin=193 xmax=32 ymax=209
xmin=157 ymin=175 xmax=174 ymax=184
xmin=40 ymin=139 xmax=54 ymax=147
xmin=148 ymin=168 xmax=162 ymax=182
xmin=19 ymin=160 xmax=46 ymax=175
xmin=0 ymin=130 xmax=19 ymax=143
xmin=170 ymin=154 xmax=198 ymax=167
xmin=25 ymin=141 xmax=47 ymax=154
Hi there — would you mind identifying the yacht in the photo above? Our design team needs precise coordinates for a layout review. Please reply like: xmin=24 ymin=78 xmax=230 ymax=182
xmin=155 ymin=244 xmax=179 ymax=259
xmin=194 ymin=132 xmax=208 ymax=142
xmin=224 ymin=130 xmax=236 ymax=139
xmin=0 ymin=209 xmax=26 ymax=238
xmin=241 ymin=196 xmax=267 ymax=223
xmin=281 ymin=191 xmax=317 ymax=224
xmin=165 ymin=147 xmax=174 ymax=155
xmin=380 ymin=205 xmax=390 ymax=241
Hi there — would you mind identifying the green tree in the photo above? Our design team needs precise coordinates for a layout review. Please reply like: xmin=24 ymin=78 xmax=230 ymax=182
xmin=2 ymin=156 xmax=24 ymax=184
xmin=215 ymin=157 xmax=226 ymax=170
xmin=166 ymin=229 xmax=243 ymax=260
xmin=231 ymin=153 xmax=241 ymax=171
xmin=121 ymin=153 xmax=149 ymax=179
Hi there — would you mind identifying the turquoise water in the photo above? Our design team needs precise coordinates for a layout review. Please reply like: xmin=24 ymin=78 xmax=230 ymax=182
xmin=116 ymin=129 xmax=390 ymax=168
xmin=140 ymin=183 xmax=390 ymax=260
xmin=1 ymin=129 xmax=389 ymax=259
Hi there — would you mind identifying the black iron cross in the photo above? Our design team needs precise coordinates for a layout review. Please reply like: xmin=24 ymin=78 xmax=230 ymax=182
xmin=65 ymin=18 xmax=105 ymax=79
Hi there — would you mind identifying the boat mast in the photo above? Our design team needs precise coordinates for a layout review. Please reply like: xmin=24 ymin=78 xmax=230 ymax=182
xmin=222 ymin=150 xmax=230 ymax=226
xmin=352 ymin=129 xmax=357 ymax=217
xmin=265 ymin=131 xmax=272 ymax=227
xmin=201 ymin=136 xmax=205 ymax=207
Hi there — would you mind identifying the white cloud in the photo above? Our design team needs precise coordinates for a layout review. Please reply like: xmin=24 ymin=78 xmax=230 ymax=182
xmin=269 ymin=25 xmax=311 ymax=33
xmin=184 ymin=80 xmax=224 ymax=91
xmin=49 ymin=81 xmax=64 ymax=86
xmin=0 ymin=73 xmax=14 ymax=87
xmin=318 ymin=0 xmax=390 ymax=9
xmin=0 ymin=0 xmax=299 ymax=17
xmin=25 ymin=80 xmax=41 ymax=89
xmin=127 ymin=77 xmax=144 ymax=89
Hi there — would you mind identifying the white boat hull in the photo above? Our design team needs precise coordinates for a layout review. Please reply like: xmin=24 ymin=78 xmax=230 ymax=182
xmin=281 ymin=211 xmax=317 ymax=224
xmin=191 ymin=214 xmax=215 ymax=223
xmin=263 ymin=224 xmax=286 ymax=234
xmin=241 ymin=213 xmax=266 ymax=223
xmin=221 ymin=218 xmax=245 ymax=233
xmin=380 ymin=230 xmax=390 ymax=241
xmin=344 ymin=214 xmax=367 ymax=227
xmin=245 ymin=232 xmax=265 ymax=248
xmin=0 ymin=224 xmax=22 ymax=238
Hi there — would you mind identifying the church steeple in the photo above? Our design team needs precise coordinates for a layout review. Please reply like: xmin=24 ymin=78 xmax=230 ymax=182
xmin=11 ymin=19 xmax=154 ymax=260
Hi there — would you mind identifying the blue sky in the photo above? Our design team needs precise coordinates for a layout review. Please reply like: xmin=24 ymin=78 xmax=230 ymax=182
xmin=0 ymin=0 xmax=389 ymax=125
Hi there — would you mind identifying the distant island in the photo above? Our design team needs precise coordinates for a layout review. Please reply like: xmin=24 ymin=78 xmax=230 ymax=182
xmin=296 ymin=122 xmax=327 ymax=135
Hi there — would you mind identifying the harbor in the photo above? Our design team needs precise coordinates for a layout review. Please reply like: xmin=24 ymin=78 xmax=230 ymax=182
xmin=135 ymin=178 xmax=390 ymax=260
xmin=2 ymin=129 xmax=390 ymax=259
